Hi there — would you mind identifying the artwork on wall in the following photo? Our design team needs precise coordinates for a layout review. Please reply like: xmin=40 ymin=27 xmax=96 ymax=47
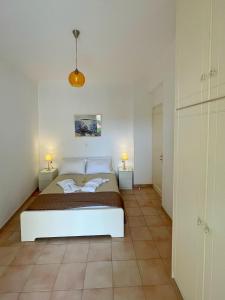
xmin=74 ymin=114 xmax=102 ymax=137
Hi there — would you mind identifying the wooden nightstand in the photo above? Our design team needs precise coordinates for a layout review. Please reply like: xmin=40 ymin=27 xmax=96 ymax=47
xmin=118 ymin=167 xmax=133 ymax=190
xmin=38 ymin=168 xmax=58 ymax=191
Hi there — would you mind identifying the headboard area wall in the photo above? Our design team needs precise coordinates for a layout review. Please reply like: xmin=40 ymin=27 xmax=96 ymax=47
xmin=38 ymin=81 xmax=134 ymax=173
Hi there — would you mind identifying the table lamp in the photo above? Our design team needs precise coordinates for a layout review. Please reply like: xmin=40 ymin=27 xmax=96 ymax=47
xmin=121 ymin=152 xmax=128 ymax=170
xmin=45 ymin=153 xmax=53 ymax=170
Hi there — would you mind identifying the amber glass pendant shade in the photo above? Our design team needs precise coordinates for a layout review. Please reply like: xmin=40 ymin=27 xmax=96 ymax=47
xmin=68 ymin=68 xmax=85 ymax=87
xmin=69 ymin=29 xmax=85 ymax=87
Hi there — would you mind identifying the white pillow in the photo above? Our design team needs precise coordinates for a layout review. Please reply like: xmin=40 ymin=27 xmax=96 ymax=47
xmin=86 ymin=158 xmax=112 ymax=174
xmin=59 ymin=158 xmax=86 ymax=175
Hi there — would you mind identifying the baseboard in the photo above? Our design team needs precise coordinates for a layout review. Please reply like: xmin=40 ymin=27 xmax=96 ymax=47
xmin=133 ymin=184 xmax=153 ymax=189
xmin=0 ymin=188 xmax=39 ymax=233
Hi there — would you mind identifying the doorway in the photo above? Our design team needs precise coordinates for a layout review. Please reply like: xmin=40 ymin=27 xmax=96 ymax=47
xmin=152 ymin=103 xmax=163 ymax=195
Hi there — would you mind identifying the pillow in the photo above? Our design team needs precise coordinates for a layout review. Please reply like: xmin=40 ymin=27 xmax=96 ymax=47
xmin=86 ymin=158 xmax=112 ymax=174
xmin=59 ymin=158 xmax=86 ymax=175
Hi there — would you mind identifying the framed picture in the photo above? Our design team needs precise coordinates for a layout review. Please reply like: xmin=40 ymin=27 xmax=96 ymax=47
xmin=74 ymin=114 xmax=102 ymax=137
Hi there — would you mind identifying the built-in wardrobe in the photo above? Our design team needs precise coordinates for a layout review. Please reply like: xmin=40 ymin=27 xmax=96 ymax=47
xmin=173 ymin=0 xmax=225 ymax=299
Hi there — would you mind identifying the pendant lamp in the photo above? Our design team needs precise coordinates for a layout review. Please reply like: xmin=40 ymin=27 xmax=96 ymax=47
xmin=68 ymin=29 xmax=85 ymax=87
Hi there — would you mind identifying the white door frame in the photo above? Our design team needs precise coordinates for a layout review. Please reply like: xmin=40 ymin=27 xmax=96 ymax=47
xmin=152 ymin=103 xmax=163 ymax=196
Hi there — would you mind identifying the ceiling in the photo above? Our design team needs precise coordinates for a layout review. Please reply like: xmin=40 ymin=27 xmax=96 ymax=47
xmin=0 ymin=0 xmax=175 ymax=85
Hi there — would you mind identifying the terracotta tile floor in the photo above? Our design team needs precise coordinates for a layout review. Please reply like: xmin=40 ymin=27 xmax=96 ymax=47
xmin=0 ymin=188 xmax=183 ymax=299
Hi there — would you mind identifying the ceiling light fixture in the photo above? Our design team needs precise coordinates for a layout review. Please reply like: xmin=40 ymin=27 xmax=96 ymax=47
xmin=68 ymin=29 xmax=85 ymax=87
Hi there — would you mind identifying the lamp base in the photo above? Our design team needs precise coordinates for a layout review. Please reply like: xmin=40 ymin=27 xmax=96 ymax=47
xmin=122 ymin=160 xmax=127 ymax=170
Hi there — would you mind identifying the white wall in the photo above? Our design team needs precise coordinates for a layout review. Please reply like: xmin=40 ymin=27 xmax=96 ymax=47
xmin=0 ymin=61 xmax=39 ymax=228
xmin=38 ymin=81 xmax=153 ymax=184
xmin=38 ymin=81 xmax=134 ymax=171
xmin=149 ymin=43 xmax=175 ymax=218
xmin=133 ymin=88 xmax=152 ymax=184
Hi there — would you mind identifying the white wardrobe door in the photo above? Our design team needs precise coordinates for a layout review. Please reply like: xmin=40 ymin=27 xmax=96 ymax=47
xmin=176 ymin=0 xmax=211 ymax=108
xmin=210 ymin=0 xmax=225 ymax=100
xmin=173 ymin=104 xmax=208 ymax=300
xmin=204 ymin=98 xmax=225 ymax=300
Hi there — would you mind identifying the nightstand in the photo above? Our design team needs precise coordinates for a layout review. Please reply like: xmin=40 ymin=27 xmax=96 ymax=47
xmin=38 ymin=168 xmax=58 ymax=191
xmin=118 ymin=167 xmax=133 ymax=190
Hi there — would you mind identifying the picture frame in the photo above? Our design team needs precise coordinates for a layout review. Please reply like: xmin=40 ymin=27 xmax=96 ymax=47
xmin=74 ymin=114 xmax=102 ymax=137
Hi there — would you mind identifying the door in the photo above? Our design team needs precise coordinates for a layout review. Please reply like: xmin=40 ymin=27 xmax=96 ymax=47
xmin=210 ymin=0 xmax=225 ymax=100
xmin=152 ymin=104 xmax=163 ymax=195
xmin=204 ymin=98 xmax=225 ymax=300
xmin=176 ymin=0 xmax=211 ymax=108
xmin=173 ymin=104 xmax=208 ymax=300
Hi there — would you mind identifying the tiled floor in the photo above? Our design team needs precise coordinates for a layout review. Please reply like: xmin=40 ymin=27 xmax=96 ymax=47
xmin=0 ymin=187 xmax=183 ymax=299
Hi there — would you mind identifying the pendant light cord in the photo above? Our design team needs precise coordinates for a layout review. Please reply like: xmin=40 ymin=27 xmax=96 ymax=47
xmin=75 ymin=36 xmax=78 ymax=70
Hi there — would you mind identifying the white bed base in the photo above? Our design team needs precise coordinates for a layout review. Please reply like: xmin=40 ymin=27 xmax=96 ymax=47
xmin=20 ymin=207 xmax=124 ymax=242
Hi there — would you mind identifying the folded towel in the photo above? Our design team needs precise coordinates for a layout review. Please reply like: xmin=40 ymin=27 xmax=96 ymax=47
xmin=57 ymin=179 xmax=81 ymax=193
xmin=57 ymin=178 xmax=109 ymax=193
xmin=81 ymin=178 xmax=109 ymax=192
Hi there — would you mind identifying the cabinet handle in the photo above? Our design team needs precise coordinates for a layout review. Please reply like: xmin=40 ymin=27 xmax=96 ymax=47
xmin=204 ymin=224 xmax=210 ymax=234
xmin=197 ymin=217 xmax=203 ymax=226
xmin=209 ymin=68 xmax=217 ymax=77
xmin=200 ymin=73 xmax=209 ymax=81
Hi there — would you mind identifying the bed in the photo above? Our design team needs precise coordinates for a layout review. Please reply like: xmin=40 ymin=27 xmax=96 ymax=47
xmin=20 ymin=170 xmax=125 ymax=241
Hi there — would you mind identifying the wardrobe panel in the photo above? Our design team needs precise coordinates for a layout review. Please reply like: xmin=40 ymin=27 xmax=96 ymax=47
xmin=173 ymin=104 xmax=208 ymax=300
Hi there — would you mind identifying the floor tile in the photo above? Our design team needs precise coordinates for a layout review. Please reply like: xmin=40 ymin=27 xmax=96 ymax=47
xmin=67 ymin=237 xmax=90 ymax=244
xmin=163 ymin=257 xmax=172 ymax=275
xmin=88 ymin=243 xmax=111 ymax=261
xmin=122 ymin=194 xmax=136 ymax=201
xmin=144 ymin=215 xmax=165 ymax=227
xmin=130 ymin=227 xmax=152 ymax=241
xmin=23 ymin=264 xmax=59 ymax=292
xmin=143 ymin=285 xmax=178 ymax=300
xmin=47 ymin=237 xmax=70 ymax=245
xmin=133 ymin=241 xmax=160 ymax=259
xmin=125 ymin=207 xmax=142 ymax=217
xmin=151 ymin=199 xmax=162 ymax=208
xmin=11 ymin=245 xmax=43 ymax=265
xmin=136 ymin=198 xmax=152 ymax=207
xmin=112 ymin=242 xmax=135 ymax=260
xmin=19 ymin=292 xmax=51 ymax=300
xmin=149 ymin=226 xmax=171 ymax=240
xmin=89 ymin=236 xmax=112 ymax=244
xmin=160 ymin=214 xmax=172 ymax=226
xmin=0 ymin=247 xmax=18 ymax=266
xmin=0 ymin=293 xmax=19 ymax=300
xmin=138 ymin=259 xmax=171 ymax=286
xmin=63 ymin=244 xmax=89 ymax=263
xmin=54 ymin=263 xmax=86 ymax=290
xmin=84 ymin=261 xmax=112 ymax=289
xmin=0 ymin=265 xmax=33 ymax=292
xmin=112 ymin=260 xmax=141 ymax=287
xmin=127 ymin=216 xmax=146 ymax=227
xmin=0 ymin=232 xmax=21 ymax=247
xmin=50 ymin=290 xmax=82 ymax=300
xmin=37 ymin=245 xmax=66 ymax=264
xmin=0 ymin=266 xmax=7 ymax=276
xmin=155 ymin=240 xmax=172 ymax=258
xmin=124 ymin=200 xmax=139 ymax=208
xmin=82 ymin=288 xmax=113 ymax=300
xmin=140 ymin=206 xmax=159 ymax=216
xmin=114 ymin=287 xmax=145 ymax=300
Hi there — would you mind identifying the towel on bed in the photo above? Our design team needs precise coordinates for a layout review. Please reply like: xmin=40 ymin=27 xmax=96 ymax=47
xmin=57 ymin=178 xmax=109 ymax=193
xmin=57 ymin=179 xmax=81 ymax=193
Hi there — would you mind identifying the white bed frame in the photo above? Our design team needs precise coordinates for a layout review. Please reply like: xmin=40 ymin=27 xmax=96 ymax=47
xmin=21 ymin=207 xmax=124 ymax=241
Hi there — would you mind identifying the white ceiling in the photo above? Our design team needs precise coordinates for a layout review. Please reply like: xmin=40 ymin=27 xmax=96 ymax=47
xmin=0 ymin=0 xmax=175 ymax=85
